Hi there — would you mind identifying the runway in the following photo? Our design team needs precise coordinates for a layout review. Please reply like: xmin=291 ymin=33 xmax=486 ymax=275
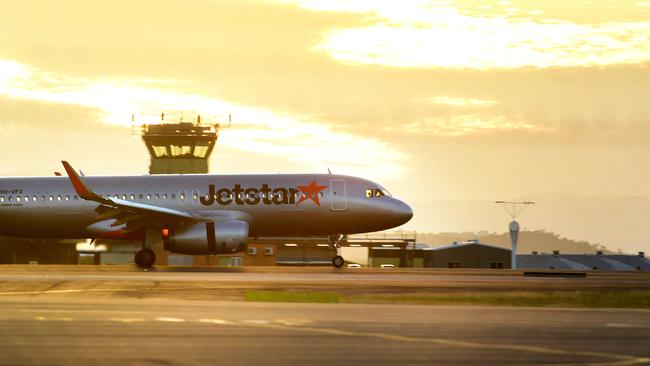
xmin=0 ymin=266 xmax=649 ymax=365
xmin=2 ymin=297 xmax=650 ymax=366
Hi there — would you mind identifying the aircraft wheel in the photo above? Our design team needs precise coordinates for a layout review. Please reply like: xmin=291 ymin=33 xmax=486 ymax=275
xmin=135 ymin=248 xmax=156 ymax=268
xmin=332 ymin=255 xmax=345 ymax=268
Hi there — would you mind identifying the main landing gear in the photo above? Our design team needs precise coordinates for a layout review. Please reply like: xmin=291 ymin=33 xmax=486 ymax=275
xmin=135 ymin=248 xmax=156 ymax=269
xmin=329 ymin=234 xmax=345 ymax=268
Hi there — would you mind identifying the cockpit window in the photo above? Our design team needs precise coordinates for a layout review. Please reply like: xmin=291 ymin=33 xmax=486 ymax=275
xmin=365 ymin=188 xmax=390 ymax=198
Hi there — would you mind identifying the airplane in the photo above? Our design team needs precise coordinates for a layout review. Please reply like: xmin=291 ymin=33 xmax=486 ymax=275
xmin=0 ymin=161 xmax=413 ymax=268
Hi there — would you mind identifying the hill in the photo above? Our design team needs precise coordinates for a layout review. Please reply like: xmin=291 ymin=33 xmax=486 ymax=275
xmin=417 ymin=230 xmax=617 ymax=254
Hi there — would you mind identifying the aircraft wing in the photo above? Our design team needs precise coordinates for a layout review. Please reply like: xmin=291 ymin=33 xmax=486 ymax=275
xmin=62 ymin=161 xmax=203 ymax=230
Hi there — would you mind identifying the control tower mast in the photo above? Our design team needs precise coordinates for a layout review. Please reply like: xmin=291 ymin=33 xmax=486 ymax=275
xmin=134 ymin=112 xmax=225 ymax=174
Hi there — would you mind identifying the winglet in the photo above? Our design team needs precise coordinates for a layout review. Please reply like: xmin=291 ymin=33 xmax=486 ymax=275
xmin=61 ymin=161 xmax=99 ymax=201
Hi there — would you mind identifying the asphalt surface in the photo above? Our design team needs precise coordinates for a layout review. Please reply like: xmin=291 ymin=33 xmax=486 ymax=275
xmin=0 ymin=266 xmax=649 ymax=366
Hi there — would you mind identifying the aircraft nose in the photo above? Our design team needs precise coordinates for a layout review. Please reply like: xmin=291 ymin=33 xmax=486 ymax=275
xmin=392 ymin=199 xmax=413 ymax=225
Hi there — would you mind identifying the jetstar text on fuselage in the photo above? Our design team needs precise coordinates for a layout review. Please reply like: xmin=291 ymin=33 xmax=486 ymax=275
xmin=200 ymin=181 xmax=327 ymax=207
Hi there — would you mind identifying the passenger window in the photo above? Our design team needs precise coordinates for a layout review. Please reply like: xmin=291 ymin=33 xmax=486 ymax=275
xmin=33 ymin=196 xmax=37 ymax=201
xmin=41 ymin=196 xmax=45 ymax=201
xmin=138 ymin=194 xmax=143 ymax=200
xmin=16 ymin=196 xmax=21 ymax=202
xmin=130 ymin=194 xmax=135 ymax=200
xmin=155 ymin=194 xmax=160 ymax=200
xmin=74 ymin=195 xmax=78 ymax=200
xmin=57 ymin=195 xmax=62 ymax=201
xmin=24 ymin=196 xmax=30 ymax=202
xmin=65 ymin=195 xmax=70 ymax=201
xmin=121 ymin=195 xmax=127 ymax=200
xmin=49 ymin=196 xmax=53 ymax=201
xmin=163 ymin=194 xmax=168 ymax=200
xmin=146 ymin=194 xmax=151 ymax=200
xmin=8 ymin=196 xmax=12 ymax=202
xmin=179 ymin=193 xmax=185 ymax=200
xmin=192 ymin=193 xmax=198 ymax=200
xmin=171 ymin=193 xmax=176 ymax=200
xmin=0 ymin=197 xmax=4 ymax=202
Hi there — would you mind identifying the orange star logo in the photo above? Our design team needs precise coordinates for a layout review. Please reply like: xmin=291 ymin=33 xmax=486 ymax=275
xmin=296 ymin=180 xmax=328 ymax=206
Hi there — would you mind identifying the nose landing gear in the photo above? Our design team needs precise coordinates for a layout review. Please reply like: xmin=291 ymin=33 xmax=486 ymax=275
xmin=329 ymin=234 xmax=346 ymax=268
xmin=331 ymin=255 xmax=345 ymax=268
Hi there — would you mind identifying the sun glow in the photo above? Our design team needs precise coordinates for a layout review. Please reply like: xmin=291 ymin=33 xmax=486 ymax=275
xmin=274 ymin=0 xmax=650 ymax=69
xmin=0 ymin=59 xmax=404 ymax=177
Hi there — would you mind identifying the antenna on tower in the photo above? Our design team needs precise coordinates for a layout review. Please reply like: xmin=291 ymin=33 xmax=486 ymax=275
xmin=495 ymin=200 xmax=535 ymax=270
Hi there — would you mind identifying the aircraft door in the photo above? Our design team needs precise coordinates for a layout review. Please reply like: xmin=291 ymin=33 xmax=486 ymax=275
xmin=329 ymin=179 xmax=347 ymax=211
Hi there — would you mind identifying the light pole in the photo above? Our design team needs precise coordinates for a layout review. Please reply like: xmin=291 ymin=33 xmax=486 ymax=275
xmin=495 ymin=201 xmax=535 ymax=269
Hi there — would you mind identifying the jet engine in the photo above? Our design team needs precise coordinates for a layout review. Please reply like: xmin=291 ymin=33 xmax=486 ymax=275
xmin=163 ymin=220 xmax=248 ymax=255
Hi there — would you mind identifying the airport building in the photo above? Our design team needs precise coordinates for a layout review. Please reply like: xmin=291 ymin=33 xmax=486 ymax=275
xmin=518 ymin=251 xmax=650 ymax=271
xmin=369 ymin=239 xmax=650 ymax=271
xmin=368 ymin=240 xmax=509 ymax=268
xmin=426 ymin=240 xmax=511 ymax=269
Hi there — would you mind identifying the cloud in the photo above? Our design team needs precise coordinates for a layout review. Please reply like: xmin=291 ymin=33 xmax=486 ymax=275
xmin=276 ymin=0 xmax=650 ymax=69
xmin=428 ymin=96 xmax=498 ymax=107
xmin=403 ymin=114 xmax=546 ymax=136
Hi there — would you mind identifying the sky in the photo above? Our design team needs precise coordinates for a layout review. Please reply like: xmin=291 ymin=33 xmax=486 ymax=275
xmin=1 ymin=0 xmax=650 ymax=253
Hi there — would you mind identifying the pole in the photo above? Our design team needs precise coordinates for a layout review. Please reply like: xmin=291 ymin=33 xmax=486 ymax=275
xmin=509 ymin=220 xmax=519 ymax=269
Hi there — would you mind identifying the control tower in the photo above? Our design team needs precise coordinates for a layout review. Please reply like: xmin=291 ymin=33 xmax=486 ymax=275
xmin=134 ymin=112 xmax=222 ymax=174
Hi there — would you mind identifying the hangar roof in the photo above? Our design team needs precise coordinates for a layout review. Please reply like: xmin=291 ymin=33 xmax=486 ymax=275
xmin=431 ymin=240 xmax=510 ymax=252
xmin=560 ymin=255 xmax=636 ymax=271
xmin=605 ymin=255 xmax=650 ymax=270
xmin=517 ymin=254 xmax=590 ymax=270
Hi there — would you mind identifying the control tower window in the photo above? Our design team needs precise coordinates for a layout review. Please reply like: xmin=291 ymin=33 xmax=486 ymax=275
xmin=171 ymin=144 xmax=192 ymax=157
xmin=193 ymin=143 xmax=209 ymax=158
xmin=152 ymin=145 xmax=168 ymax=158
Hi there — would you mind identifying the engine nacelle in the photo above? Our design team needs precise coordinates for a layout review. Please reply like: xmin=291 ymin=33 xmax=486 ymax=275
xmin=163 ymin=221 xmax=248 ymax=255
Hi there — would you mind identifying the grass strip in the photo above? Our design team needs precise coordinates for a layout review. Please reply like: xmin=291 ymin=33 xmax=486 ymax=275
xmin=342 ymin=291 xmax=650 ymax=308
xmin=245 ymin=291 xmax=340 ymax=303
